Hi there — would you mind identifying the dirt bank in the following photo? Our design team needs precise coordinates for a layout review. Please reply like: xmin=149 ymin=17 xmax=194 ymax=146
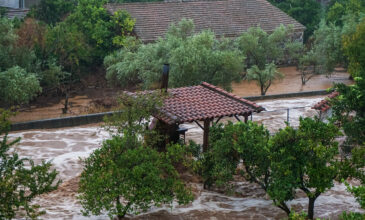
xmin=10 ymin=66 xmax=352 ymax=123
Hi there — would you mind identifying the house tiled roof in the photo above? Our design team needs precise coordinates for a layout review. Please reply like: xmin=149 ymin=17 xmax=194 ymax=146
xmin=312 ymin=91 xmax=339 ymax=112
xmin=126 ymin=82 xmax=264 ymax=125
xmin=105 ymin=0 xmax=305 ymax=42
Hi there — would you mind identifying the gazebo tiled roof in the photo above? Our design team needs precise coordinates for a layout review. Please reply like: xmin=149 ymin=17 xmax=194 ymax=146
xmin=126 ymin=82 xmax=264 ymax=125
xmin=312 ymin=91 xmax=339 ymax=112
xmin=106 ymin=0 xmax=305 ymax=42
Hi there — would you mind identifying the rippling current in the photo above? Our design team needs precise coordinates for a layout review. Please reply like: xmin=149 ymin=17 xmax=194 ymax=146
xmin=8 ymin=96 xmax=363 ymax=219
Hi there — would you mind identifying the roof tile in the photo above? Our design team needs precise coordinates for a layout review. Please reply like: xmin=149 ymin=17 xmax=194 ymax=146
xmin=106 ymin=0 xmax=305 ymax=42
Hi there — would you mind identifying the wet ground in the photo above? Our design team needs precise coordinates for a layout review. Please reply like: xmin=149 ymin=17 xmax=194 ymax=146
xmin=10 ymin=67 xmax=352 ymax=123
xmin=232 ymin=67 xmax=352 ymax=97
xmin=8 ymin=96 xmax=363 ymax=220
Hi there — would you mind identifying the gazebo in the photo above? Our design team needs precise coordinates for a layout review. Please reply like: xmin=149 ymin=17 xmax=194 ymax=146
xmin=127 ymin=82 xmax=264 ymax=151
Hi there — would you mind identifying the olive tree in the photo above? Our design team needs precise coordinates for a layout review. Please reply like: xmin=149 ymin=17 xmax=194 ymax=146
xmin=0 ymin=109 xmax=60 ymax=219
xmin=299 ymin=21 xmax=343 ymax=85
xmin=235 ymin=25 xmax=302 ymax=95
xmin=246 ymin=62 xmax=284 ymax=95
xmin=104 ymin=19 xmax=244 ymax=91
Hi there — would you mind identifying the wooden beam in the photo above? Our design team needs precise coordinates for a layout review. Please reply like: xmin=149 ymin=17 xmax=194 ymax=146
xmin=244 ymin=114 xmax=249 ymax=123
xmin=203 ymin=119 xmax=210 ymax=152
xmin=234 ymin=115 xmax=241 ymax=122
xmin=194 ymin=120 xmax=204 ymax=130
xmin=215 ymin=116 xmax=223 ymax=124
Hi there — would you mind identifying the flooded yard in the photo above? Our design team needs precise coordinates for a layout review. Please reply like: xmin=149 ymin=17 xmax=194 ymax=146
xmin=8 ymin=96 xmax=363 ymax=219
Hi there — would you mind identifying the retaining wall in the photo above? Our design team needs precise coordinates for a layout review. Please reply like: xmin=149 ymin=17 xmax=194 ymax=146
xmin=10 ymin=90 xmax=332 ymax=131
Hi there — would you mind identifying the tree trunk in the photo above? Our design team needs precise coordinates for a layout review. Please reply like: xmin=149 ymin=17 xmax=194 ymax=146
xmin=261 ymin=84 xmax=266 ymax=96
xmin=308 ymin=197 xmax=316 ymax=219
xmin=278 ymin=201 xmax=291 ymax=216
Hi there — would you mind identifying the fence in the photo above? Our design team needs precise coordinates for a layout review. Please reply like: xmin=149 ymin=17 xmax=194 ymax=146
xmin=249 ymin=105 xmax=320 ymax=133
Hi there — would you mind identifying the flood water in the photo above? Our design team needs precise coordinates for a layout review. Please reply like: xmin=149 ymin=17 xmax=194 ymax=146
xmin=8 ymin=96 xmax=363 ymax=220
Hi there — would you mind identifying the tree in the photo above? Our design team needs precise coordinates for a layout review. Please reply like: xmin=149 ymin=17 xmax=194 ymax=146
xmin=45 ymin=23 xmax=91 ymax=75
xmin=0 ymin=66 xmax=41 ymax=107
xmin=65 ymin=0 xmax=135 ymax=60
xmin=29 ymin=0 xmax=76 ymax=25
xmin=270 ymin=117 xmax=340 ymax=219
xmin=78 ymin=136 xmax=193 ymax=219
xmin=235 ymin=25 xmax=302 ymax=94
xmin=105 ymin=19 xmax=244 ymax=91
xmin=196 ymin=118 xmax=340 ymax=219
xmin=0 ymin=109 xmax=60 ymax=219
xmin=0 ymin=17 xmax=38 ymax=73
xmin=332 ymin=18 xmax=365 ymax=215
xmin=299 ymin=20 xmax=344 ymax=85
xmin=326 ymin=0 xmax=365 ymax=26
xmin=246 ymin=62 xmax=283 ymax=95
xmin=268 ymin=0 xmax=322 ymax=41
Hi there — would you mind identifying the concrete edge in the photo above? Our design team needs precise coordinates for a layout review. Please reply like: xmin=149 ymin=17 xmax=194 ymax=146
xmin=243 ymin=89 xmax=332 ymax=101
xmin=11 ymin=112 xmax=115 ymax=132
xmin=10 ymin=90 xmax=332 ymax=132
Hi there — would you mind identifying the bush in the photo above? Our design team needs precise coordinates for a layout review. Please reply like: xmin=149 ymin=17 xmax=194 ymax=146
xmin=0 ymin=66 xmax=41 ymax=106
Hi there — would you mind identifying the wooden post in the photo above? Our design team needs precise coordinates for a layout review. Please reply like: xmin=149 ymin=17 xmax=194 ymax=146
xmin=244 ymin=114 xmax=249 ymax=123
xmin=203 ymin=119 xmax=210 ymax=152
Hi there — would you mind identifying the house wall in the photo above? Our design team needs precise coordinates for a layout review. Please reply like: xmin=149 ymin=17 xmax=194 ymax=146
xmin=0 ymin=0 xmax=20 ymax=8
xmin=0 ymin=0 xmax=40 ymax=8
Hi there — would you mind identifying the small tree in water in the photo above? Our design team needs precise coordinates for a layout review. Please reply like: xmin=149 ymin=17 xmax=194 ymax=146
xmin=246 ymin=62 xmax=284 ymax=95
xmin=236 ymin=25 xmax=302 ymax=95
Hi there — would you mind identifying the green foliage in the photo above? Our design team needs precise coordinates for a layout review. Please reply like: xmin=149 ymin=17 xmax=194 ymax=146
xmin=270 ymin=117 xmax=340 ymax=219
xmin=78 ymin=135 xmax=193 ymax=219
xmin=299 ymin=20 xmax=343 ymax=84
xmin=0 ymin=17 xmax=38 ymax=73
xmin=66 ymin=0 xmax=135 ymax=60
xmin=235 ymin=25 xmax=303 ymax=70
xmin=0 ymin=109 xmax=60 ymax=219
xmin=340 ymin=211 xmax=365 ymax=220
xmin=343 ymin=18 xmax=365 ymax=77
xmin=0 ymin=66 xmax=41 ymax=106
xmin=111 ymin=10 xmax=136 ymax=46
xmin=268 ymin=0 xmax=322 ymax=41
xmin=235 ymin=25 xmax=301 ymax=94
xmin=196 ymin=118 xmax=340 ymax=218
xmin=327 ymin=0 xmax=365 ymax=26
xmin=29 ymin=0 xmax=76 ymax=25
xmin=0 ymin=7 xmax=7 ymax=18
xmin=246 ymin=62 xmax=284 ymax=95
xmin=288 ymin=211 xmax=308 ymax=220
xmin=45 ymin=22 xmax=91 ymax=74
xmin=105 ymin=19 xmax=244 ymax=91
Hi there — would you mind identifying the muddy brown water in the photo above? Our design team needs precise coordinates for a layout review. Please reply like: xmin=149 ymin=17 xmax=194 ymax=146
xmin=8 ymin=96 xmax=363 ymax=220
xmin=10 ymin=67 xmax=352 ymax=123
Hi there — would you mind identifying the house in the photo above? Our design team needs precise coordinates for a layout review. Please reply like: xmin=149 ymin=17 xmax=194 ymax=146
xmin=0 ymin=0 xmax=40 ymax=9
xmin=106 ymin=0 xmax=306 ymax=43
xmin=0 ymin=0 xmax=40 ymax=19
